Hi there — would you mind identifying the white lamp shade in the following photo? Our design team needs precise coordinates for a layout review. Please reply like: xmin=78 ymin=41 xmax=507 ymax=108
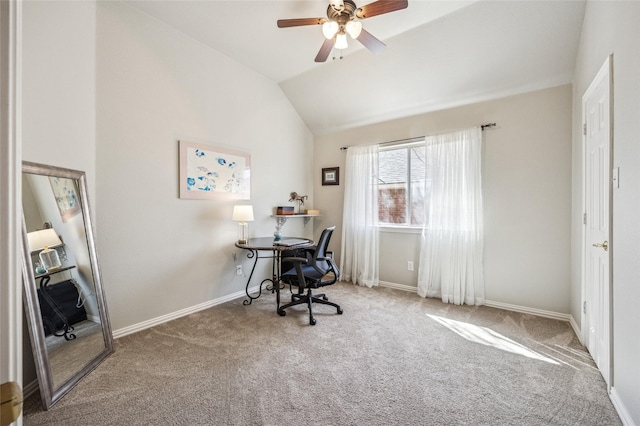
xmin=232 ymin=205 xmax=254 ymax=222
xmin=322 ymin=21 xmax=339 ymax=39
xmin=346 ymin=21 xmax=362 ymax=39
xmin=27 ymin=228 xmax=63 ymax=253
xmin=335 ymin=33 xmax=348 ymax=50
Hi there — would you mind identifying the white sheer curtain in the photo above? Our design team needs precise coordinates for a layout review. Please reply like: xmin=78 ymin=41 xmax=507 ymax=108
xmin=340 ymin=144 xmax=379 ymax=287
xmin=417 ymin=127 xmax=484 ymax=305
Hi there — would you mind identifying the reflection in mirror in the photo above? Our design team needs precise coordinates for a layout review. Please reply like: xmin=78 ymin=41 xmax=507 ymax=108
xmin=21 ymin=162 xmax=114 ymax=410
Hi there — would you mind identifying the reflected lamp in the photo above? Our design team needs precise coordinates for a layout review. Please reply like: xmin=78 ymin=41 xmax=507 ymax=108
xmin=232 ymin=205 xmax=254 ymax=244
xmin=27 ymin=228 xmax=63 ymax=272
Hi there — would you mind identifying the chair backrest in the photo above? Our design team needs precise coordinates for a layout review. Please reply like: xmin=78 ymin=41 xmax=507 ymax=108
xmin=312 ymin=226 xmax=335 ymax=263
xmin=310 ymin=226 xmax=337 ymax=277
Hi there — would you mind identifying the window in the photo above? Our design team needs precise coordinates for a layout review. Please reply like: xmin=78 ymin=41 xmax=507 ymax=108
xmin=377 ymin=142 xmax=428 ymax=226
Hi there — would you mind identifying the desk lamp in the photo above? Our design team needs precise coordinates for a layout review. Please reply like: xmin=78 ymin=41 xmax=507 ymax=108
xmin=232 ymin=205 xmax=254 ymax=244
xmin=27 ymin=228 xmax=63 ymax=272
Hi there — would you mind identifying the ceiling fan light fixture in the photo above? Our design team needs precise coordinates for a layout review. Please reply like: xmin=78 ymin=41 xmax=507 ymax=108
xmin=322 ymin=21 xmax=339 ymax=39
xmin=335 ymin=33 xmax=348 ymax=49
xmin=346 ymin=21 xmax=362 ymax=38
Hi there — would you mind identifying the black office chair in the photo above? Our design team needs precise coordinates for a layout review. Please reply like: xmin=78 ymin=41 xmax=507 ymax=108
xmin=278 ymin=226 xmax=343 ymax=325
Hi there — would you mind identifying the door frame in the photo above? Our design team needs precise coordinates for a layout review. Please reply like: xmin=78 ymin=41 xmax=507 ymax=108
xmin=581 ymin=54 xmax=613 ymax=388
xmin=1 ymin=0 xmax=22 ymax=423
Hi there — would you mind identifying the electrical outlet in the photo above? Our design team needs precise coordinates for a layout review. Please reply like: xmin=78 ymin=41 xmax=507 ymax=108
xmin=236 ymin=265 xmax=243 ymax=275
xmin=407 ymin=261 xmax=414 ymax=271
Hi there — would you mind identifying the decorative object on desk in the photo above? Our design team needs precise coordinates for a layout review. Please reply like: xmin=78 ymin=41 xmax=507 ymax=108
xmin=288 ymin=192 xmax=308 ymax=213
xmin=35 ymin=262 xmax=46 ymax=275
xmin=276 ymin=206 xmax=294 ymax=215
xmin=179 ymin=140 xmax=251 ymax=200
xmin=232 ymin=205 xmax=254 ymax=244
xmin=27 ymin=228 xmax=64 ymax=272
xmin=322 ymin=167 xmax=339 ymax=185
xmin=273 ymin=207 xmax=294 ymax=240
xmin=49 ymin=176 xmax=81 ymax=222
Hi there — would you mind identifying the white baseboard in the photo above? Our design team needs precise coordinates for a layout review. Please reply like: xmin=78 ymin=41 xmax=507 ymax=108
xmin=483 ymin=299 xmax=572 ymax=322
xmin=568 ymin=315 xmax=583 ymax=345
xmin=379 ymin=281 xmax=417 ymax=293
xmin=378 ymin=281 xmax=572 ymax=322
xmin=112 ymin=285 xmax=260 ymax=339
xmin=610 ymin=387 xmax=636 ymax=426
xmin=23 ymin=378 xmax=39 ymax=398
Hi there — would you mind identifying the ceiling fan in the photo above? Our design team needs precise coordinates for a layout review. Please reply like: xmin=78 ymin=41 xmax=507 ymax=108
xmin=277 ymin=0 xmax=409 ymax=62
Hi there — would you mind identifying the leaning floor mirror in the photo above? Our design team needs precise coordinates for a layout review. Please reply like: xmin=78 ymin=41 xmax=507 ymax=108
xmin=21 ymin=162 xmax=114 ymax=409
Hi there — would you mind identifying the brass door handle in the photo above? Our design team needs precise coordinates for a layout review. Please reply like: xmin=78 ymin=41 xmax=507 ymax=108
xmin=1 ymin=381 xmax=23 ymax=426
xmin=592 ymin=241 xmax=609 ymax=252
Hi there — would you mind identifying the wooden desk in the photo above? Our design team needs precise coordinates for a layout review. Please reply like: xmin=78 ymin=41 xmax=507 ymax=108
xmin=235 ymin=237 xmax=314 ymax=310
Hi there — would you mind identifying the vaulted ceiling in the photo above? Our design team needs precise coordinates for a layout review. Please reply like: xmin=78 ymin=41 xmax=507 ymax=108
xmin=125 ymin=0 xmax=586 ymax=135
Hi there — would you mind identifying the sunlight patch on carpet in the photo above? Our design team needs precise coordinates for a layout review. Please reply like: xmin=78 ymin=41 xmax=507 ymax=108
xmin=427 ymin=314 xmax=560 ymax=365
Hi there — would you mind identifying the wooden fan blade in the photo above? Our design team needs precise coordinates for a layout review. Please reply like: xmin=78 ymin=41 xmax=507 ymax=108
xmin=356 ymin=28 xmax=386 ymax=54
xmin=277 ymin=18 xmax=326 ymax=28
xmin=315 ymin=38 xmax=336 ymax=62
xmin=356 ymin=0 xmax=408 ymax=19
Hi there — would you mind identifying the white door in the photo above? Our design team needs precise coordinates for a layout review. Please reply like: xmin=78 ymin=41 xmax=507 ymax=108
xmin=583 ymin=56 xmax=612 ymax=387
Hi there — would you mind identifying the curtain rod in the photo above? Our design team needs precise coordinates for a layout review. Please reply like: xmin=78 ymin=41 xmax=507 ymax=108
xmin=339 ymin=123 xmax=497 ymax=151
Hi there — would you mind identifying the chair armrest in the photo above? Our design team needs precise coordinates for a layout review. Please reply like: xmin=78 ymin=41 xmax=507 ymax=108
xmin=281 ymin=257 xmax=309 ymax=286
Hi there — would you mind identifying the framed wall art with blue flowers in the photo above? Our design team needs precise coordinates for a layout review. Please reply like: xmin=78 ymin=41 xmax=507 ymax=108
xmin=179 ymin=140 xmax=251 ymax=200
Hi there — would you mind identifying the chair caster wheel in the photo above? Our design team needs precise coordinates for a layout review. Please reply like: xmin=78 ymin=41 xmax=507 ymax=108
xmin=278 ymin=309 xmax=286 ymax=317
xmin=310 ymin=318 xmax=317 ymax=325
xmin=337 ymin=308 xmax=343 ymax=315
xmin=322 ymin=295 xmax=328 ymax=301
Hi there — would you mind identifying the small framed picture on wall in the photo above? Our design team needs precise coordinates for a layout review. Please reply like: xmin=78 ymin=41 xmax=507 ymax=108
xmin=322 ymin=167 xmax=339 ymax=186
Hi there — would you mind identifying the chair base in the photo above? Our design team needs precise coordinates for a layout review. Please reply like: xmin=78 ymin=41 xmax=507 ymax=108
xmin=277 ymin=289 xmax=343 ymax=325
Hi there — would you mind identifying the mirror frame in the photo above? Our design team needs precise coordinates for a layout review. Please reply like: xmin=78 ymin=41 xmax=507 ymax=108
xmin=21 ymin=161 xmax=114 ymax=409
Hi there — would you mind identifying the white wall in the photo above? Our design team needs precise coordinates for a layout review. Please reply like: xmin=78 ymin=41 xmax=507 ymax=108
xmin=571 ymin=2 xmax=640 ymax=424
xmin=314 ymin=85 xmax=572 ymax=314
xmin=21 ymin=0 xmax=97 ymax=390
xmin=95 ymin=2 xmax=313 ymax=331
xmin=21 ymin=0 xmax=96 ymax=201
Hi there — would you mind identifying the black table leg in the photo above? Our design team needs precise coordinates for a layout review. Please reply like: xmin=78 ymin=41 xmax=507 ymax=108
xmin=39 ymin=276 xmax=76 ymax=341
xmin=242 ymin=249 xmax=261 ymax=305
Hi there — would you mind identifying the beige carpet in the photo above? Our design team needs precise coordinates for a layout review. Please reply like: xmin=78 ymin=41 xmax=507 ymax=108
xmin=23 ymin=282 xmax=621 ymax=425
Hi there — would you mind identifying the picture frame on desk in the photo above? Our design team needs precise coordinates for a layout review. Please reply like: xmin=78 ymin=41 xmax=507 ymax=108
xmin=322 ymin=167 xmax=339 ymax=186
xmin=179 ymin=140 xmax=251 ymax=200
